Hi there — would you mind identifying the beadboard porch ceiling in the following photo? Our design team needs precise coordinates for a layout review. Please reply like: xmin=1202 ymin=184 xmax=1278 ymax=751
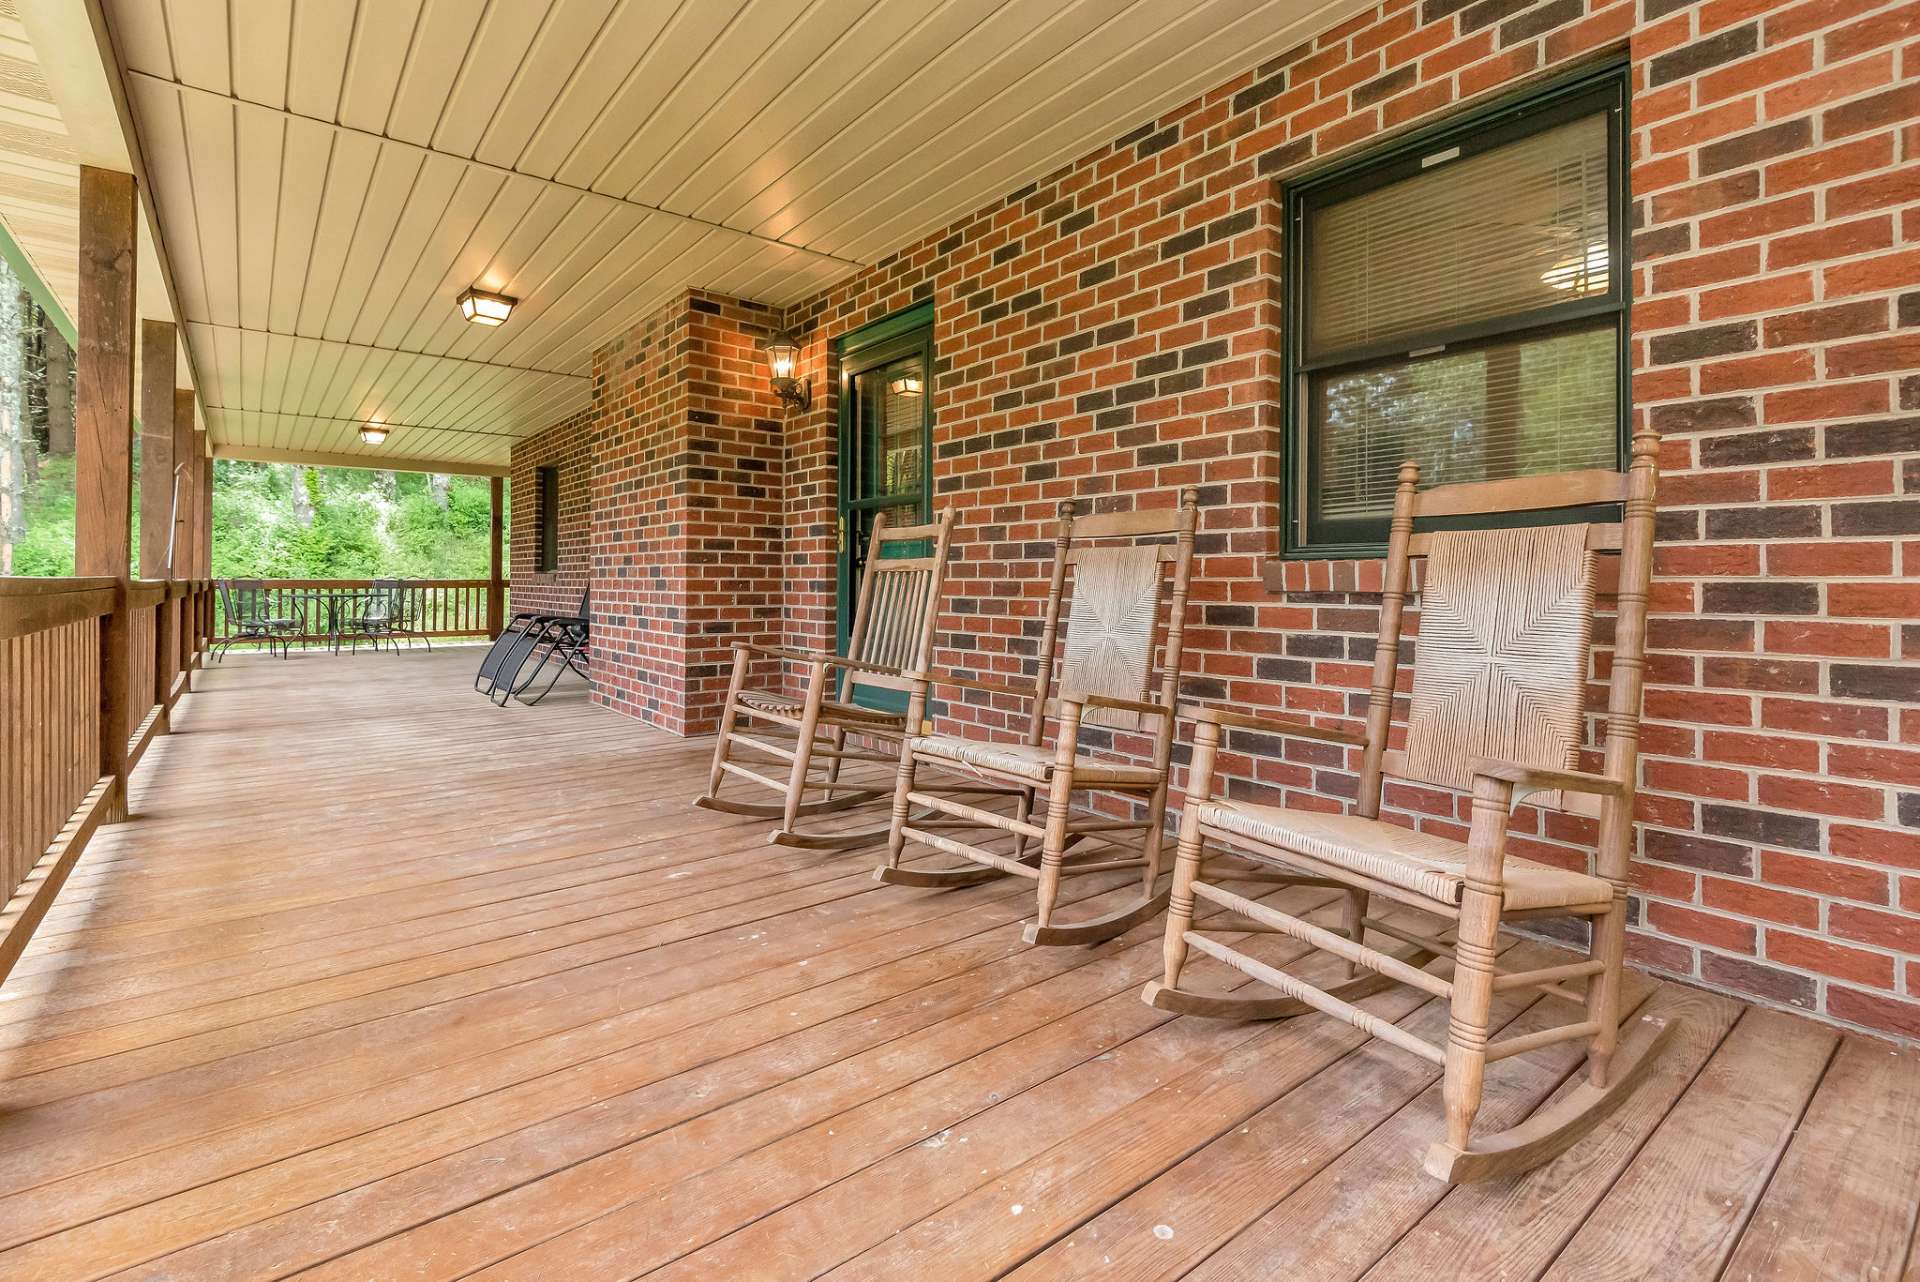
xmin=80 ymin=0 xmax=1367 ymax=472
xmin=2 ymin=0 xmax=194 ymax=396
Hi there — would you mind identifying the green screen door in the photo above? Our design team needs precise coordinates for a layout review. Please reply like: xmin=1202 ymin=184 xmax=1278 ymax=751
xmin=837 ymin=317 xmax=934 ymax=691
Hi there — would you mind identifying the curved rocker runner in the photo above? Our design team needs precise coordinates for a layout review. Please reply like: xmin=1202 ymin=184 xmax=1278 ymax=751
xmin=1144 ymin=436 xmax=1671 ymax=1183
xmin=875 ymin=488 xmax=1201 ymax=947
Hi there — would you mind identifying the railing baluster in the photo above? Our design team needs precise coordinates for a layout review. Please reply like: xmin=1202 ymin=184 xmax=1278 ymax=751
xmin=204 ymin=578 xmax=496 ymax=647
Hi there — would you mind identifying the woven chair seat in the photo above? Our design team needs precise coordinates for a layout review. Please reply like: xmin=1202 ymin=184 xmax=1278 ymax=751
xmin=909 ymin=734 xmax=1162 ymax=786
xmin=1195 ymin=798 xmax=1610 ymax=913
xmin=737 ymin=689 xmax=901 ymax=724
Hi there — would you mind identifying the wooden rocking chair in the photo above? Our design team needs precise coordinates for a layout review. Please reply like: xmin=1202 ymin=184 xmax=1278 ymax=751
xmin=694 ymin=508 xmax=957 ymax=849
xmin=1145 ymin=431 xmax=1668 ymax=1183
xmin=874 ymin=488 xmax=1199 ymax=947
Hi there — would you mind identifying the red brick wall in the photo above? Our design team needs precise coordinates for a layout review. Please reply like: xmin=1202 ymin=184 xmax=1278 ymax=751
xmin=680 ymin=293 xmax=790 ymax=733
xmin=761 ymin=0 xmax=1920 ymax=1040
xmin=507 ymin=407 xmax=592 ymax=621
xmin=528 ymin=0 xmax=1920 ymax=1039
xmin=518 ymin=291 xmax=789 ymax=734
xmin=587 ymin=294 xmax=694 ymax=729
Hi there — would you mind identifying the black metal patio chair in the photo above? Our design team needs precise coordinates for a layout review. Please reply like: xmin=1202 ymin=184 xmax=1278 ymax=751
xmin=387 ymin=580 xmax=433 ymax=651
xmin=341 ymin=580 xmax=402 ymax=653
xmin=215 ymin=579 xmax=303 ymax=660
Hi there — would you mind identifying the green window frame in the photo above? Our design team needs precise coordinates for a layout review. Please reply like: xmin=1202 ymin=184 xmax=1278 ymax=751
xmin=1280 ymin=62 xmax=1631 ymax=559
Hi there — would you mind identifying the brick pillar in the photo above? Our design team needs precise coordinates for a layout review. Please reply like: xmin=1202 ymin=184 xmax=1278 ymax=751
xmin=586 ymin=290 xmax=786 ymax=735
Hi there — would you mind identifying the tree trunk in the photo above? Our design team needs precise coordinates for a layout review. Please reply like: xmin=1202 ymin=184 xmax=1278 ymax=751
xmin=0 ymin=282 xmax=23 ymax=573
xmin=428 ymin=471 xmax=450 ymax=509
xmin=43 ymin=312 xmax=73 ymax=456
xmin=290 ymin=463 xmax=314 ymax=527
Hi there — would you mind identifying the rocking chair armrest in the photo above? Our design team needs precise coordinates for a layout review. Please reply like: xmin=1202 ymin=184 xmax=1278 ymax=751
xmin=923 ymin=668 xmax=1035 ymax=702
xmin=1176 ymin=703 xmax=1368 ymax=745
xmin=1058 ymin=690 xmax=1172 ymax=720
xmin=729 ymin=642 xmax=901 ymax=677
xmin=1471 ymin=758 xmax=1628 ymax=802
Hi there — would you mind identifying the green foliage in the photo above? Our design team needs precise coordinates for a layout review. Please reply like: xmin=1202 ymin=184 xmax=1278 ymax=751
xmin=210 ymin=462 xmax=501 ymax=579
xmin=13 ymin=454 xmax=502 ymax=580
xmin=12 ymin=455 xmax=78 ymax=576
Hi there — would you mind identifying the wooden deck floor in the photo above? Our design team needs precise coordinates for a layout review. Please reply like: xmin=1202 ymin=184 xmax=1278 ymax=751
xmin=2 ymin=648 xmax=1917 ymax=1280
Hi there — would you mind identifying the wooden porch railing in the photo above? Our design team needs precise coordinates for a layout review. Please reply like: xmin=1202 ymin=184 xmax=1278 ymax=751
xmin=211 ymin=579 xmax=503 ymax=645
xmin=0 ymin=576 xmax=215 ymax=982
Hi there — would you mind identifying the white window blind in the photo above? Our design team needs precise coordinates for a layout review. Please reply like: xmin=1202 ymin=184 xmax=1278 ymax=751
xmin=1305 ymin=114 xmax=1612 ymax=361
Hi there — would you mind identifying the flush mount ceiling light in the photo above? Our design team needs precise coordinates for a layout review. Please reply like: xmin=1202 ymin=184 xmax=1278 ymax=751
xmin=457 ymin=286 xmax=516 ymax=326
xmin=765 ymin=331 xmax=811 ymax=411
xmin=358 ymin=423 xmax=390 ymax=445
xmin=888 ymin=372 xmax=923 ymax=397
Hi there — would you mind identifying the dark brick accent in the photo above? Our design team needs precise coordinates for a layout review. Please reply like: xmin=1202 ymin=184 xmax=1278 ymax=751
xmin=1634 ymin=223 xmax=1693 ymax=261
xmin=1831 ymin=664 xmax=1920 ymax=702
xmin=1232 ymin=72 xmax=1291 ymax=115
xmin=1698 ymin=427 xmax=1814 ymax=467
xmin=1701 ymin=581 xmax=1820 ymax=615
xmin=1500 ymin=0 xmax=1584 ymax=42
xmin=1827 ymin=418 xmax=1920 ymax=458
xmin=1701 ymin=954 xmax=1817 ymax=1008
xmin=1649 ymin=24 xmax=1760 ymax=87
xmin=1459 ymin=0 xmax=1534 ymax=34
xmin=1698 ymin=118 xmax=1813 ymax=176
xmin=1354 ymin=65 xmax=1417 ymax=107
xmin=1833 ymin=500 xmax=1920 ymax=536
xmin=1644 ymin=829 xmax=1753 ymax=876
xmin=1702 ymin=804 xmax=1821 ymax=852
xmin=1650 ymin=396 xmax=1756 ymax=434
xmin=1648 ymin=320 xmax=1756 ymax=364
xmin=1704 ymin=505 xmax=1823 ymax=540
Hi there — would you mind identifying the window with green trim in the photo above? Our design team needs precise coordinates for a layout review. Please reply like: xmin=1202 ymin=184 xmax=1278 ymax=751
xmin=1282 ymin=66 xmax=1630 ymax=558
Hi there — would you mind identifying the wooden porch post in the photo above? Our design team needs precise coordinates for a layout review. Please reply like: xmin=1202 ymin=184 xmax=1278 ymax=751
xmin=488 ymin=474 xmax=505 ymax=639
xmin=197 ymin=437 xmax=212 ymax=649
xmin=139 ymin=320 xmax=177 ymax=726
xmin=137 ymin=320 xmax=175 ymax=576
xmin=174 ymin=389 xmax=197 ymax=677
xmin=74 ymin=165 xmax=138 ymax=821
xmin=196 ymin=430 xmax=211 ymax=589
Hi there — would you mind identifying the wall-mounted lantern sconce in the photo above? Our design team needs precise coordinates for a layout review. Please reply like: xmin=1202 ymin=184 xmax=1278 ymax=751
xmin=888 ymin=371 xmax=923 ymax=397
xmin=457 ymin=286 xmax=517 ymax=326
xmin=765 ymin=331 xmax=810 ymax=411
xmin=358 ymin=423 xmax=390 ymax=445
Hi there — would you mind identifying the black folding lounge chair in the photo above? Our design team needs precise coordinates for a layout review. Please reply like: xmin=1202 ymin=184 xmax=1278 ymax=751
xmin=475 ymin=587 xmax=589 ymax=697
xmin=488 ymin=596 xmax=590 ymax=706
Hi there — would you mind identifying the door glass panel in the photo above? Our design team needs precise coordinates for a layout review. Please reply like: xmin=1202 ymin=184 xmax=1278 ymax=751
xmin=856 ymin=355 xmax=927 ymax=504
xmin=848 ymin=352 xmax=930 ymax=573
xmin=841 ymin=343 xmax=931 ymax=710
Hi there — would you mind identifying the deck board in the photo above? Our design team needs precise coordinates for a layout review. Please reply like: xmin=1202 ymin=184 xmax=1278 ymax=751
xmin=0 ymin=648 xmax=1911 ymax=1281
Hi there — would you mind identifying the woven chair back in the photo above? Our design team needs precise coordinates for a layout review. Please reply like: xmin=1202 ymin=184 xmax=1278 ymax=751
xmin=1027 ymin=489 xmax=1200 ymax=739
xmin=1059 ymin=545 xmax=1168 ymax=731
xmin=1400 ymin=523 xmax=1599 ymax=809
